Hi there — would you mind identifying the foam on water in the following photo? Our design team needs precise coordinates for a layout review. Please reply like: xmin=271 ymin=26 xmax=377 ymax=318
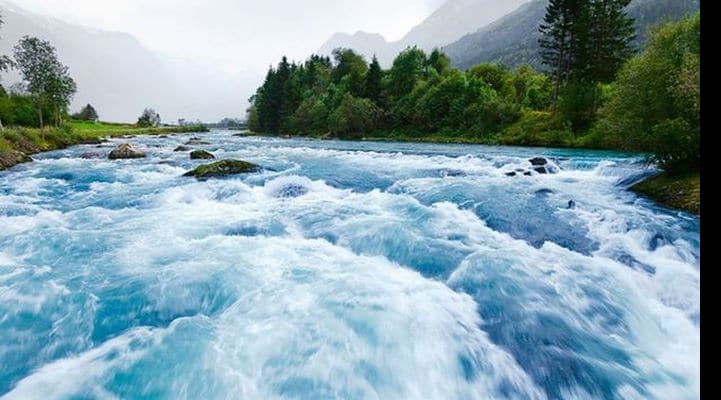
xmin=0 ymin=132 xmax=699 ymax=399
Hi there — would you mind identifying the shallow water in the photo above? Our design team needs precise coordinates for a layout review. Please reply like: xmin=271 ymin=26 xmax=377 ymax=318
xmin=0 ymin=131 xmax=700 ymax=399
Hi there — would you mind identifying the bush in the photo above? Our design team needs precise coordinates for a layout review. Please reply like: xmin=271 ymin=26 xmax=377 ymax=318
xmin=500 ymin=110 xmax=573 ymax=147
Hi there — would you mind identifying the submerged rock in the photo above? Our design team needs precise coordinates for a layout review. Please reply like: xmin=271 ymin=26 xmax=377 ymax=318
xmin=568 ymin=200 xmax=576 ymax=209
xmin=273 ymin=184 xmax=309 ymax=198
xmin=506 ymin=171 xmax=517 ymax=177
xmin=185 ymin=138 xmax=210 ymax=145
xmin=190 ymin=150 xmax=215 ymax=160
xmin=529 ymin=157 xmax=548 ymax=166
xmin=183 ymin=159 xmax=260 ymax=178
xmin=174 ymin=145 xmax=191 ymax=152
xmin=534 ymin=166 xmax=548 ymax=174
xmin=523 ymin=171 xmax=532 ymax=176
xmin=536 ymin=188 xmax=555 ymax=195
xmin=108 ymin=143 xmax=145 ymax=160
xmin=79 ymin=152 xmax=103 ymax=159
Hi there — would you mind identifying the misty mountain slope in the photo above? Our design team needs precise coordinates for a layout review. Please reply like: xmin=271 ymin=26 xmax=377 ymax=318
xmin=444 ymin=0 xmax=700 ymax=71
xmin=0 ymin=2 xmax=185 ymax=122
xmin=0 ymin=1 xmax=253 ymax=122
xmin=318 ymin=0 xmax=528 ymax=66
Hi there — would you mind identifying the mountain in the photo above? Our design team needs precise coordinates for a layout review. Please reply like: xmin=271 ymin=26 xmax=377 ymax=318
xmin=318 ymin=0 xmax=529 ymax=66
xmin=0 ymin=1 xmax=252 ymax=123
xmin=443 ymin=0 xmax=700 ymax=71
xmin=319 ymin=31 xmax=397 ymax=64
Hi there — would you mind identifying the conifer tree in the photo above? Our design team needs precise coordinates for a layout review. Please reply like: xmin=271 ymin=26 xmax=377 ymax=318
xmin=364 ymin=55 xmax=383 ymax=104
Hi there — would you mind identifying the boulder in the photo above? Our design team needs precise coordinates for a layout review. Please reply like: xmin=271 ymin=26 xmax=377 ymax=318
xmin=533 ymin=166 xmax=548 ymax=174
xmin=529 ymin=157 xmax=548 ymax=166
xmin=523 ymin=171 xmax=532 ymax=176
xmin=190 ymin=150 xmax=215 ymax=160
xmin=183 ymin=159 xmax=260 ymax=178
xmin=505 ymin=171 xmax=517 ymax=177
xmin=174 ymin=145 xmax=192 ymax=152
xmin=108 ymin=143 xmax=146 ymax=160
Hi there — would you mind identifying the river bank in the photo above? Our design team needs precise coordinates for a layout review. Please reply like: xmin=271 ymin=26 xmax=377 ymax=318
xmin=0 ymin=122 xmax=208 ymax=170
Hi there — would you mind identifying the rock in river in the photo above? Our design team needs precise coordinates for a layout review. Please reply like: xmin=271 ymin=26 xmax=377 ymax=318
xmin=190 ymin=150 xmax=215 ymax=160
xmin=108 ymin=143 xmax=146 ymax=160
xmin=183 ymin=160 xmax=260 ymax=178
xmin=185 ymin=138 xmax=210 ymax=145
xmin=529 ymin=157 xmax=548 ymax=166
xmin=174 ymin=145 xmax=191 ymax=152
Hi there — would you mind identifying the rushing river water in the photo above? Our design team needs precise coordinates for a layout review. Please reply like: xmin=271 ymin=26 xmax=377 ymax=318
xmin=0 ymin=131 xmax=700 ymax=399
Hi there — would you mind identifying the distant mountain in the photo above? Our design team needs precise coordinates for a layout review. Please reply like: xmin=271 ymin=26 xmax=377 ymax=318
xmin=444 ymin=0 xmax=700 ymax=71
xmin=318 ymin=0 xmax=529 ymax=66
xmin=0 ymin=1 xmax=253 ymax=122
xmin=319 ymin=31 xmax=397 ymax=64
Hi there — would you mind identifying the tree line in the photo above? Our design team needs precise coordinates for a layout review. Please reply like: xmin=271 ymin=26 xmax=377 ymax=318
xmin=248 ymin=6 xmax=699 ymax=173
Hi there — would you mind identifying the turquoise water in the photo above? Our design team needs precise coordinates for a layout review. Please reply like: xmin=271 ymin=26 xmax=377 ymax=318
xmin=0 ymin=132 xmax=700 ymax=399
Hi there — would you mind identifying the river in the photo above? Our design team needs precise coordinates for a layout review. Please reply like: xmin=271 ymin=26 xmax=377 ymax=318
xmin=0 ymin=131 xmax=700 ymax=399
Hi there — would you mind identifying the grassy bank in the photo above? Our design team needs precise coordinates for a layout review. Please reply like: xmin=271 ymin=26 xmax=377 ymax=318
xmin=631 ymin=172 xmax=700 ymax=215
xmin=0 ymin=121 xmax=208 ymax=170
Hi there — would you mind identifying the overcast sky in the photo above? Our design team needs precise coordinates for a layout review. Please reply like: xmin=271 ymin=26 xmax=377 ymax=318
xmin=15 ymin=0 xmax=445 ymax=76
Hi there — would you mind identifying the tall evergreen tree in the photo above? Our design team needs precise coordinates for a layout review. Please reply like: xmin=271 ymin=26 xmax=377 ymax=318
xmin=539 ymin=0 xmax=575 ymax=103
xmin=364 ymin=55 xmax=383 ymax=104
xmin=589 ymin=0 xmax=636 ymax=83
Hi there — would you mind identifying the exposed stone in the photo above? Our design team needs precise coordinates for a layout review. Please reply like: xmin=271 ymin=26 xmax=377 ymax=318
xmin=183 ymin=159 xmax=260 ymax=178
xmin=190 ymin=150 xmax=215 ymax=160
xmin=529 ymin=157 xmax=548 ymax=166
xmin=174 ymin=145 xmax=191 ymax=152
xmin=108 ymin=143 xmax=146 ymax=160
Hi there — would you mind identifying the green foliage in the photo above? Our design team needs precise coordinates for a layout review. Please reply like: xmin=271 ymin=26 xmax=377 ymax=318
xmin=137 ymin=108 xmax=161 ymax=127
xmin=327 ymin=94 xmax=381 ymax=139
xmin=72 ymin=103 xmax=99 ymax=121
xmin=13 ymin=36 xmax=77 ymax=127
xmin=248 ymin=49 xmax=553 ymax=140
xmin=500 ymin=110 xmax=574 ymax=147
xmin=595 ymin=12 xmax=699 ymax=171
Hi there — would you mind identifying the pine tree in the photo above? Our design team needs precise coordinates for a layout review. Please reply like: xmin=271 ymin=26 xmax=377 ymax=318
xmin=589 ymin=0 xmax=635 ymax=83
xmin=364 ymin=55 xmax=383 ymax=104
xmin=539 ymin=0 xmax=575 ymax=103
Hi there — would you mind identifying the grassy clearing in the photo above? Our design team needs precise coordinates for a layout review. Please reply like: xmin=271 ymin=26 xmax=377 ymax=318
xmin=0 ymin=121 xmax=209 ymax=170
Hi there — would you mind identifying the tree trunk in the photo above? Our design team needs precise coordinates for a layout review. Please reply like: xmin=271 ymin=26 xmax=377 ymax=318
xmin=0 ymin=117 xmax=4 ymax=131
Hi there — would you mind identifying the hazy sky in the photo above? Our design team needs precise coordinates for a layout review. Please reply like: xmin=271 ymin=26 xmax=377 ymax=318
xmin=16 ymin=0 xmax=445 ymax=76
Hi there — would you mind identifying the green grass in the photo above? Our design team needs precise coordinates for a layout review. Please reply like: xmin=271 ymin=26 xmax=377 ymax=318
xmin=631 ymin=172 xmax=700 ymax=214
xmin=69 ymin=120 xmax=209 ymax=137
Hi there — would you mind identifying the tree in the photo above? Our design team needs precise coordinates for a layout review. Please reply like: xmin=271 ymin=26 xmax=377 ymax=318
xmin=595 ymin=13 xmax=699 ymax=171
xmin=388 ymin=47 xmax=426 ymax=100
xmin=539 ymin=0 xmax=576 ymax=103
xmin=364 ymin=55 xmax=383 ymax=104
xmin=13 ymin=36 xmax=76 ymax=131
xmin=588 ymin=0 xmax=636 ymax=83
xmin=0 ymin=13 xmax=15 ymax=131
xmin=73 ymin=103 xmax=99 ymax=122
xmin=331 ymin=48 xmax=367 ymax=98
xmin=137 ymin=108 xmax=161 ymax=127
xmin=328 ymin=93 xmax=381 ymax=138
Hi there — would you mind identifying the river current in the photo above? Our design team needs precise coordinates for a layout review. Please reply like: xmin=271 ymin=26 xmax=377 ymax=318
xmin=0 ymin=131 xmax=700 ymax=399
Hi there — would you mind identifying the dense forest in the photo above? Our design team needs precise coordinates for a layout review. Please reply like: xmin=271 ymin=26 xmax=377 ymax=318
xmin=248 ymin=8 xmax=699 ymax=173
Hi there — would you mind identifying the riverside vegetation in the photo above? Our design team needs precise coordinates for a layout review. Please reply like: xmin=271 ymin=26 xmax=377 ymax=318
xmin=0 ymin=15 xmax=207 ymax=170
xmin=248 ymin=9 xmax=700 ymax=213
